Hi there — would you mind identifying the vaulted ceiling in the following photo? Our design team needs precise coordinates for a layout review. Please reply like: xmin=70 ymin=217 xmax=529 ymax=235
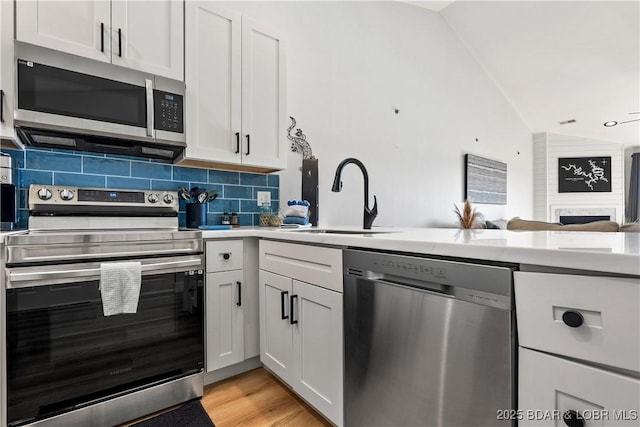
xmin=408 ymin=1 xmax=640 ymax=146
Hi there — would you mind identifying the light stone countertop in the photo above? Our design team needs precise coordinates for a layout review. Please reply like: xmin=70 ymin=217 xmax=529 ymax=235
xmin=2 ymin=227 xmax=638 ymax=276
xmin=200 ymin=226 xmax=640 ymax=276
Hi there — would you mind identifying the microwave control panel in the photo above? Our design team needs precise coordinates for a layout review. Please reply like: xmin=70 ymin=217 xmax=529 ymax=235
xmin=154 ymin=90 xmax=184 ymax=133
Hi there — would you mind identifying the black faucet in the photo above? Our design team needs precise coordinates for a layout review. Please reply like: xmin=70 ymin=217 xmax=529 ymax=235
xmin=331 ymin=158 xmax=378 ymax=230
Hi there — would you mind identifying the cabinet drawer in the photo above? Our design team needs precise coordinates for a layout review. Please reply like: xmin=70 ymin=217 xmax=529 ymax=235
xmin=515 ymin=271 xmax=640 ymax=372
xmin=519 ymin=347 xmax=640 ymax=426
xmin=259 ymin=240 xmax=343 ymax=293
xmin=206 ymin=240 xmax=243 ymax=272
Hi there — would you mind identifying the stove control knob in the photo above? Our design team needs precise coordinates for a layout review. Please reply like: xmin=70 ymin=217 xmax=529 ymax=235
xmin=37 ymin=188 xmax=52 ymax=200
xmin=163 ymin=193 xmax=175 ymax=204
xmin=60 ymin=189 xmax=74 ymax=201
xmin=147 ymin=193 xmax=159 ymax=204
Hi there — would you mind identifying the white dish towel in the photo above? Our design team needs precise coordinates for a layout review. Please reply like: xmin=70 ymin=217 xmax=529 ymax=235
xmin=99 ymin=262 xmax=142 ymax=316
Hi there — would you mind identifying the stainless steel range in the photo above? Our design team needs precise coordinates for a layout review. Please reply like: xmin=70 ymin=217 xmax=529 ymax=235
xmin=2 ymin=185 xmax=204 ymax=427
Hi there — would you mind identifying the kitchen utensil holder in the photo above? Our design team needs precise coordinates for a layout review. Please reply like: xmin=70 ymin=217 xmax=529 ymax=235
xmin=186 ymin=203 xmax=207 ymax=229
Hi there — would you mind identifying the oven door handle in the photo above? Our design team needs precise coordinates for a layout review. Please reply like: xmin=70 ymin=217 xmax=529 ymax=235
xmin=7 ymin=256 xmax=203 ymax=288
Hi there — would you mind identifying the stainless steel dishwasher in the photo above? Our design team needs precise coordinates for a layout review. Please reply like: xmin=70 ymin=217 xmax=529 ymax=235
xmin=343 ymin=249 xmax=516 ymax=427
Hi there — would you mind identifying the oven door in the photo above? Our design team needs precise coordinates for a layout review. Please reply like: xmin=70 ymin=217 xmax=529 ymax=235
xmin=5 ymin=255 xmax=204 ymax=427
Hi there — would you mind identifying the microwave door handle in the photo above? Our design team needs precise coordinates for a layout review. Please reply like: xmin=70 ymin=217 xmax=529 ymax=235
xmin=145 ymin=79 xmax=154 ymax=137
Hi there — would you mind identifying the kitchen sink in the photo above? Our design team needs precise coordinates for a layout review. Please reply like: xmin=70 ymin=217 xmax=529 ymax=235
xmin=297 ymin=229 xmax=393 ymax=235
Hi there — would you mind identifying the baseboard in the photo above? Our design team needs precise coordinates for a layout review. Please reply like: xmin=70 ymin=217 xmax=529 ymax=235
xmin=203 ymin=356 xmax=262 ymax=385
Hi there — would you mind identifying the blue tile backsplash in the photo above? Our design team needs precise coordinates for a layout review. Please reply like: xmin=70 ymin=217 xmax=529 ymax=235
xmin=2 ymin=148 xmax=279 ymax=229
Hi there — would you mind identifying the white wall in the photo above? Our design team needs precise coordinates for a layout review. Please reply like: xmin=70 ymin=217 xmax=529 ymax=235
xmin=219 ymin=1 xmax=533 ymax=227
xmin=533 ymin=132 xmax=625 ymax=223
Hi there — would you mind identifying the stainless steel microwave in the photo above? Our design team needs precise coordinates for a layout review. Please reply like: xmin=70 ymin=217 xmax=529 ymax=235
xmin=14 ymin=55 xmax=186 ymax=161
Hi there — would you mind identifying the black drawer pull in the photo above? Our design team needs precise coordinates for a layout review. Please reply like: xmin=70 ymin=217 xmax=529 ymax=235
xmin=222 ymin=253 xmax=230 ymax=260
xmin=563 ymin=410 xmax=584 ymax=427
xmin=236 ymin=281 xmax=242 ymax=306
xmin=562 ymin=311 xmax=584 ymax=328
xmin=290 ymin=294 xmax=298 ymax=325
xmin=100 ymin=23 xmax=104 ymax=52
xmin=280 ymin=291 xmax=288 ymax=319
xmin=0 ymin=89 xmax=4 ymax=123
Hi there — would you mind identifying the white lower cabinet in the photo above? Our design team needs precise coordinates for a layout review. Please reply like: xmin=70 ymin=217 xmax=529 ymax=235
xmin=292 ymin=279 xmax=343 ymax=424
xmin=519 ymin=348 xmax=640 ymax=426
xmin=206 ymin=270 xmax=244 ymax=371
xmin=515 ymin=271 xmax=640 ymax=427
xmin=205 ymin=239 xmax=259 ymax=373
xmin=259 ymin=240 xmax=343 ymax=426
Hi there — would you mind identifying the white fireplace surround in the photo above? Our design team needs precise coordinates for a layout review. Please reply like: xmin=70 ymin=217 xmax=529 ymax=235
xmin=552 ymin=206 xmax=617 ymax=223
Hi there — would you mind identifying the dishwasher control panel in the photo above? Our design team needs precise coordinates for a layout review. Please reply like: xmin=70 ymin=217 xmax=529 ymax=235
xmin=344 ymin=249 xmax=515 ymax=310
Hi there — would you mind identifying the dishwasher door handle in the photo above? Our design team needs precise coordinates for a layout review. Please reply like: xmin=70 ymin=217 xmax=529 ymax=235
xmin=373 ymin=277 xmax=450 ymax=297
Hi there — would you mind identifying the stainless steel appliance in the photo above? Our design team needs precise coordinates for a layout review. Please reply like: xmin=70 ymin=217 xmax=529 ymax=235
xmin=14 ymin=50 xmax=185 ymax=161
xmin=2 ymin=185 xmax=204 ymax=427
xmin=1 ymin=152 xmax=16 ymax=230
xmin=343 ymin=249 xmax=516 ymax=427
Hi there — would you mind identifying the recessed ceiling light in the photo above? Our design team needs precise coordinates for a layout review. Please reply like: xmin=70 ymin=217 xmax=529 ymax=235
xmin=603 ymin=121 xmax=618 ymax=127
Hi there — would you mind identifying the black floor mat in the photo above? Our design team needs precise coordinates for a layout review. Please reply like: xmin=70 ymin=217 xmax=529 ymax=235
xmin=131 ymin=400 xmax=214 ymax=427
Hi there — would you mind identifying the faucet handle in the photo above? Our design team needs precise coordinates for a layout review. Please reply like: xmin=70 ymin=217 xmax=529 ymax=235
xmin=370 ymin=195 xmax=378 ymax=216
xmin=364 ymin=195 xmax=378 ymax=229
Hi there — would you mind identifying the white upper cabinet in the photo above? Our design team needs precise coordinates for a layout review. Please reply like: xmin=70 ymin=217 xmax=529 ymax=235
xmin=240 ymin=17 xmax=286 ymax=170
xmin=184 ymin=2 xmax=286 ymax=171
xmin=111 ymin=0 xmax=184 ymax=81
xmin=1 ymin=0 xmax=16 ymax=141
xmin=16 ymin=0 xmax=183 ymax=81
xmin=185 ymin=3 xmax=242 ymax=164
xmin=16 ymin=0 xmax=111 ymax=63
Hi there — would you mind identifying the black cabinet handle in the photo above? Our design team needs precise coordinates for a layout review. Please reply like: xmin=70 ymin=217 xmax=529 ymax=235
xmin=222 ymin=253 xmax=230 ymax=260
xmin=290 ymin=294 xmax=298 ymax=325
xmin=118 ymin=28 xmax=122 ymax=57
xmin=236 ymin=281 xmax=242 ymax=307
xmin=280 ymin=291 xmax=289 ymax=319
xmin=562 ymin=311 xmax=584 ymax=328
xmin=100 ymin=23 xmax=104 ymax=52
xmin=563 ymin=410 xmax=584 ymax=427
xmin=235 ymin=132 xmax=240 ymax=154
xmin=0 ymin=89 xmax=4 ymax=123
xmin=245 ymin=134 xmax=250 ymax=155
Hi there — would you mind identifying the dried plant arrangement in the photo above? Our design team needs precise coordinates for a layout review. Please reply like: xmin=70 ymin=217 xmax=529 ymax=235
xmin=454 ymin=199 xmax=484 ymax=229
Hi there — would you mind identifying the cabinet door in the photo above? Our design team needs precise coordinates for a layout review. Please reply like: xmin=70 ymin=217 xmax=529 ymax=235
xmin=206 ymin=270 xmax=244 ymax=372
xmin=292 ymin=280 xmax=343 ymax=426
xmin=241 ymin=17 xmax=286 ymax=170
xmin=259 ymin=270 xmax=293 ymax=384
xmin=16 ymin=0 xmax=111 ymax=63
xmin=111 ymin=0 xmax=183 ymax=80
xmin=519 ymin=348 xmax=640 ymax=426
xmin=0 ymin=0 xmax=15 ymax=140
xmin=184 ymin=2 xmax=242 ymax=163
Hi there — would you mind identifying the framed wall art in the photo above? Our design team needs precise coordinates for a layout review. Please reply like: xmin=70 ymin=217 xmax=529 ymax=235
xmin=558 ymin=157 xmax=611 ymax=193
xmin=464 ymin=154 xmax=507 ymax=204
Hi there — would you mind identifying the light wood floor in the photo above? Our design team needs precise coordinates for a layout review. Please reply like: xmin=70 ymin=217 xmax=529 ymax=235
xmin=202 ymin=367 xmax=332 ymax=427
